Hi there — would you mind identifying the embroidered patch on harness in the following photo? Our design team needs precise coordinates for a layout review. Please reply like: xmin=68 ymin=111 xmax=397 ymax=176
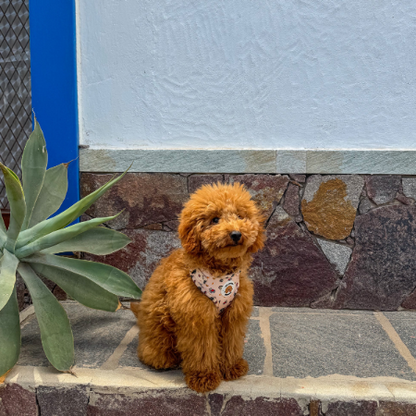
xmin=221 ymin=281 xmax=235 ymax=297
xmin=190 ymin=268 xmax=240 ymax=313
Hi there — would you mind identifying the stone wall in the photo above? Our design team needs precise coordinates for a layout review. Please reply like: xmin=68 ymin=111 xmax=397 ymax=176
xmin=81 ymin=173 xmax=416 ymax=311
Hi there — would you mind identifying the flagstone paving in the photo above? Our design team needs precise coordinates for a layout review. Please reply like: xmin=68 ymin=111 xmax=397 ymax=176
xmin=4 ymin=302 xmax=416 ymax=415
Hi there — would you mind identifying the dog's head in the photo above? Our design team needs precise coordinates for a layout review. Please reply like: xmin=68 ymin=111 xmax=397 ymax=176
xmin=178 ymin=182 xmax=265 ymax=260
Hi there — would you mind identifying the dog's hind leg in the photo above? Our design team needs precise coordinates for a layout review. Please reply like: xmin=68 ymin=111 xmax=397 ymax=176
xmin=137 ymin=300 xmax=181 ymax=370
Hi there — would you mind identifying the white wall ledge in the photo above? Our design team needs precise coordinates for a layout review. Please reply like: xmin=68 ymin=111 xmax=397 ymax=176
xmin=79 ymin=148 xmax=416 ymax=175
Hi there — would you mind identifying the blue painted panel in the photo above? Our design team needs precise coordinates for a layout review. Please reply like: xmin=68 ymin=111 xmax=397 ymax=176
xmin=29 ymin=0 xmax=79 ymax=217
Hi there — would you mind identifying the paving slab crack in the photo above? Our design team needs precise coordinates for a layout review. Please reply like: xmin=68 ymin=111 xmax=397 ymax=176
xmin=374 ymin=312 xmax=416 ymax=375
xmin=100 ymin=324 xmax=139 ymax=371
xmin=220 ymin=394 xmax=233 ymax=415
xmin=204 ymin=394 xmax=212 ymax=416
xmin=258 ymin=307 xmax=274 ymax=377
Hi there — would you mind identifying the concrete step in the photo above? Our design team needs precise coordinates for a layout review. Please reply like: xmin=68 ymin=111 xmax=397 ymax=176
xmin=3 ymin=302 xmax=416 ymax=415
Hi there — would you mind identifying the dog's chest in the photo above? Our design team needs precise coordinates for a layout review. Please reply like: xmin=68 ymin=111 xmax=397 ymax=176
xmin=190 ymin=269 xmax=240 ymax=313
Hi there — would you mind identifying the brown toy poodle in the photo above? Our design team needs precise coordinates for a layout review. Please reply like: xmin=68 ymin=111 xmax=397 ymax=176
xmin=130 ymin=182 xmax=265 ymax=393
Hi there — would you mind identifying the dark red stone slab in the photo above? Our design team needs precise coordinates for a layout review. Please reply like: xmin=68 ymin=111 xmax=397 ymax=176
xmin=251 ymin=212 xmax=338 ymax=307
xmin=402 ymin=289 xmax=416 ymax=309
xmin=163 ymin=220 xmax=180 ymax=231
xmin=85 ymin=229 xmax=181 ymax=289
xmin=87 ymin=389 xmax=207 ymax=416
xmin=289 ymin=174 xmax=306 ymax=183
xmin=81 ymin=173 xmax=188 ymax=230
xmin=228 ymin=174 xmax=289 ymax=218
xmin=366 ymin=175 xmax=401 ymax=205
xmin=336 ymin=206 xmax=416 ymax=310
xmin=377 ymin=401 xmax=416 ymax=415
xmin=283 ymin=183 xmax=301 ymax=217
xmin=37 ymin=386 xmax=88 ymax=416
xmin=325 ymin=400 xmax=377 ymax=416
xmin=209 ymin=393 xmax=224 ymax=416
xmin=188 ymin=174 xmax=224 ymax=194
xmin=221 ymin=396 xmax=303 ymax=416
xmin=0 ymin=384 xmax=37 ymax=416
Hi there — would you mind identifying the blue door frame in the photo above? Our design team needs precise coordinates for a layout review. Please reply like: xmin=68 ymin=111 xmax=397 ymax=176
xmin=29 ymin=0 xmax=79 ymax=214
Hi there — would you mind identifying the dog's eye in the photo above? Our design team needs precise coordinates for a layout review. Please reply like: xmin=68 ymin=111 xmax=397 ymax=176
xmin=211 ymin=217 xmax=220 ymax=224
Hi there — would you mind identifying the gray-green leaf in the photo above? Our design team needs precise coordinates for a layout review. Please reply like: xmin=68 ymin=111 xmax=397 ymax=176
xmin=0 ymin=211 xmax=6 ymax=249
xmin=25 ymin=253 xmax=142 ymax=298
xmin=0 ymin=163 xmax=26 ymax=253
xmin=30 ymin=262 xmax=120 ymax=312
xmin=0 ymin=211 xmax=6 ymax=233
xmin=40 ymin=227 xmax=131 ymax=256
xmin=29 ymin=163 xmax=68 ymax=228
xmin=0 ymin=225 xmax=6 ymax=250
xmin=0 ymin=287 xmax=20 ymax=377
xmin=17 ymin=168 xmax=129 ymax=249
xmin=0 ymin=250 xmax=19 ymax=312
xmin=18 ymin=263 xmax=74 ymax=371
xmin=16 ymin=213 xmax=121 ymax=259
xmin=21 ymin=117 xmax=48 ymax=230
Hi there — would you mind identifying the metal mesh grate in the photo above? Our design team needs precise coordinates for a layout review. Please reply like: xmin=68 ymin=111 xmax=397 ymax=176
xmin=0 ymin=0 xmax=32 ymax=209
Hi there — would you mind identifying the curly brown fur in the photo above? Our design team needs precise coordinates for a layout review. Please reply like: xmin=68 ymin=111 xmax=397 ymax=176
xmin=132 ymin=182 xmax=265 ymax=393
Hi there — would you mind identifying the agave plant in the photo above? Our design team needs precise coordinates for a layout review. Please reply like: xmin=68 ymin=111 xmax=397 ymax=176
xmin=0 ymin=118 xmax=141 ymax=377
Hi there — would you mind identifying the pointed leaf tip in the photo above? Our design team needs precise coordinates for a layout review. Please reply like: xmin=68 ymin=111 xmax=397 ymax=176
xmin=17 ymin=165 xmax=130 ymax=248
xmin=21 ymin=117 xmax=48 ymax=230
xmin=28 ymin=164 xmax=68 ymax=228
xmin=0 ymin=164 xmax=26 ymax=252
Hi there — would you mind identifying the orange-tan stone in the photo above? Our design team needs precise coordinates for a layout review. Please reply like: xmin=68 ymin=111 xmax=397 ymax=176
xmin=301 ymin=178 xmax=358 ymax=240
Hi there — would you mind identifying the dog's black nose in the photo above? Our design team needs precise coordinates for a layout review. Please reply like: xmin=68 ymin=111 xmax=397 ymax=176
xmin=230 ymin=231 xmax=242 ymax=243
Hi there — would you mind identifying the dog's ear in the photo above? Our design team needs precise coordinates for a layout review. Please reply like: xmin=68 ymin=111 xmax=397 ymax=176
xmin=178 ymin=218 xmax=201 ymax=255
xmin=248 ymin=223 xmax=266 ymax=254
xmin=247 ymin=211 xmax=267 ymax=254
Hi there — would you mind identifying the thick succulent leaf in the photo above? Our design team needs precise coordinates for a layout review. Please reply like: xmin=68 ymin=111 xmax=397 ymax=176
xmin=0 ymin=234 xmax=5 ymax=251
xmin=16 ymin=213 xmax=121 ymax=259
xmin=0 ymin=213 xmax=6 ymax=249
xmin=0 ymin=211 xmax=6 ymax=233
xmin=29 ymin=164 xmax=68 ymax=228
xmin=0 ymin=163 xmax=26 ymax=253
xmin=17 ymin=168 xmax=129 ymax=249
xmin=25 ymin=253 xmax=142 ymax=298
xmin=0 ymin=288 xmax=20 ymax=377
xmin=0 ymin=213 xmax=6 ymax=250
xmin=21 ymin=118 xmax=48 ymax=230
xmin=0 ymin=250 xmax=19 ymax=312
xmin=40 ymin=227 xmax=131 ymax=256
xmin=30 ymin=262 xmax=120 ymax=312
xmin=18 ymin=263 xmax=74 ymax=371
xmin=0 ymin=232 xmax=5 ymax=251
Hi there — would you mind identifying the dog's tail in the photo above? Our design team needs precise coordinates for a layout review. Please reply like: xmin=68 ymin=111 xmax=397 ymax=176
xmin=130 ymin=301 xmax=141 ymax=319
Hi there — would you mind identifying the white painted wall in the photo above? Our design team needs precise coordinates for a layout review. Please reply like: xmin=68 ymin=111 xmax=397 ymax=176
xmin=77 ymin=0 xmax=416 ymax=150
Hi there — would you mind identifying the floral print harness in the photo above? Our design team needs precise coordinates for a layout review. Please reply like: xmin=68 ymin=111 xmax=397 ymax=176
xmin=190 ymin=268 xmax=240 ymax=314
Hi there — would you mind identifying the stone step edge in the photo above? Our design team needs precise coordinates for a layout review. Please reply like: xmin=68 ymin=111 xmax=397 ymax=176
xmin=6 ymin=365 xmax=416 ymax=405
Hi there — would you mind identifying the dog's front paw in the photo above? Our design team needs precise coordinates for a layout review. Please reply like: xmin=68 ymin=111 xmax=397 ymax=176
xmin=185 ymin=370 xmax=222 ymax=393
xmin=222 ymin=358 xmax=249 ymax=381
